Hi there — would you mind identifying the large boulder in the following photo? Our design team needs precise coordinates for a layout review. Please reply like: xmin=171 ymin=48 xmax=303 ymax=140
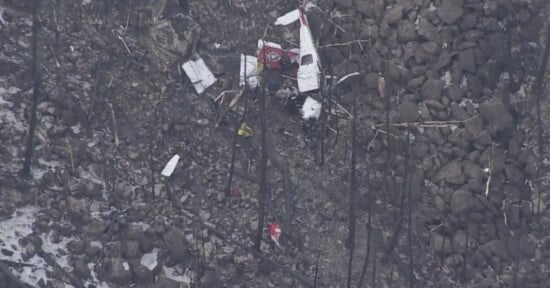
xmin=479 ymin=99 xmax=514 ymax=133
xmin=163 ymin=228 xmax=188 ymax=262
xmin=450 ymin=189 xmax=470 ymax=214
xmin=437 ymin=0 xmax=465 ymax=24
xmin=108 ymin=258 xmax=132 ymax=285
xmin=435 ymin=161 xmax=466 ymax=185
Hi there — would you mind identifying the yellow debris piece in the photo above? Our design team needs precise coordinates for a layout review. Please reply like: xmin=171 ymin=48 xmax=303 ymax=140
xmin=237 ymin=123 xmax=253 ymax=137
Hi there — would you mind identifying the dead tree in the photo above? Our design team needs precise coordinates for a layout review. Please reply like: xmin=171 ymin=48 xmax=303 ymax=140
xmin=405 ymin=131 xmax=414 ymax=288
xmin=21 ymin=0 xmax=41 ymax=178
xmin=357 ymin=201 xmax=373 ymax=288
xmin=345 ymin=82 xmax=358 ymax=288
xmin=254 ymin=77 xmax=268 ymax=252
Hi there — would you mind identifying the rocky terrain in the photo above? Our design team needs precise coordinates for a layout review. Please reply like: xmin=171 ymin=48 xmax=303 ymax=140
xmin=0 ymin=0 xmax=549 ymax=287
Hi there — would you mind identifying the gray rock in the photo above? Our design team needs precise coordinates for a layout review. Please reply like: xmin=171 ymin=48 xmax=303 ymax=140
xmin=354 ymin=0 xmax=372 ymax=17
xmin=448 ymin=85 xmax=464 ymax=101
xmin=463 ymin=161 xmax=483 ymax=181
xmin=479 ymin=99 xmax=514 ymax=132
xmin=437 ymin=0 xmax=464 ymax=24
xmin=434 ymin=50 xmax=452 ymax=70
xmin=421 ymin=79 xmax=444 ymax=99
xmin=407 ymin=77 xmax=425 ymax=90
xmin=483 ymin=239 xmax=509 ymax=260
xmin=122 ymin=240 xmax=141 ymax=258
xmin=365 ymin=73 xmax=379 ymax=89
xmin=422 ymin=41 xmax=440 ymax=54
xmin=74 ymin=257 xmax=91 ymax=278
xmin=83 ymin=180 xmax=103 ymax=198
xmin=435 ymin=161 xmax=465 ymax=185
xmin=66 ymin=196 xmax=84 ymax=224
xmin=458 ymin=48 xmax=476 ymax=74
xmin=430 ymin=233 xmax=452 ymax=255
xmin=109 ymin=258 xmax=132 ymax=285
xmin=452 ymin=230 xmax=467 ymax=253
xmin=67 ymin=240 xmax=87 ymax=255
xmin=163 ymin=228 xmax=188 ymax=262
xmin=434 ymin=195 xmax=448 ymax=213
xmin=200 ymin=269 xmax=222 ymax=287
xmin=383 ymin=5 xmax=404 ymax=24
xmin=132 ymin=262 xmax=155 ymax=283
xmin=465 ymin=116 xmax=483 ymax=136
xmin=397 ymin=101 xmax=419 ymax=122
xmin=418 ymin=17 xmax=439 ymax=41
xmin=85 ymin=219 xmax=108 ymax=236
xmin=85 ymin=244 xmax=101 ymax=258
xmin=334 ymin=0 xmax=353 ymax=8
xmin=397 ymin=20 xmax=417 ymax=42
xmin=450 ymin=189 xmax=470 ymax=214
xmin=153 ymin=277 xmax=181 ymax=288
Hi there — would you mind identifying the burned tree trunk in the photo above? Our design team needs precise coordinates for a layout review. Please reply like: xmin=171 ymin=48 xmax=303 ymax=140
xmin=254 ymin=87 xmax=268 ymax=251
xmin=21 ymin=0 xmax=41 ymax=178
xmin=346 ymin=82 xmax=358 ymax=288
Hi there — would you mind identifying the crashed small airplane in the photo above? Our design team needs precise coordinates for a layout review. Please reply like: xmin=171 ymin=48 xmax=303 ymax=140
xmin=275 ymin=2 xmax=321 ymax=93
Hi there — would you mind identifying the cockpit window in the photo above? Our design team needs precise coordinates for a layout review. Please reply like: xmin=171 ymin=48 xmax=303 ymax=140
xmin=301 ymin=54 xmax=313 ymax=65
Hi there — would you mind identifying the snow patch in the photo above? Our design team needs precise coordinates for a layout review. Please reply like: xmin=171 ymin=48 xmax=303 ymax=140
xmin=0 ymin=206 xmax=48 ymax=286
xmin=85 ymin=263 xmax=110 ymax=288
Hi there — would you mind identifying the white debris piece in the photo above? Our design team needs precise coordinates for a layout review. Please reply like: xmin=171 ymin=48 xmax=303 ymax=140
xmin=274 ymin=9 xmax=300 ymax=25
xmin=240 ymin=54 xmax=260 ymax=89
xmin=182 ymin=55 xmax=217 ymax=94
xmin=141 ymin=248 xmax=160 ymax=271
xmin=0 ymin=7 xmax=7 ymax=25
xmin=336 ymin=72 xmax=360 ymax=85
xmin=161 ymin=154 xmax=180 ymax=177
xmin=301 ymin=96 xmax=322 ymax=120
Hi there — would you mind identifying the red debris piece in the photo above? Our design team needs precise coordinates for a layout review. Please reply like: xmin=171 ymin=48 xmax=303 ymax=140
xmin=268 ymin=223 xmax=282 ymax=246
xmin=233 ymin=188 xmax=241 ymax=197
xmin=257 ymin=40 xmax=299 ymax=70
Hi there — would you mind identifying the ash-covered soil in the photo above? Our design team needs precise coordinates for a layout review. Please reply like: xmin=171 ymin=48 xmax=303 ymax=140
xmin=0 ymin=0 xmax=549 ymax=287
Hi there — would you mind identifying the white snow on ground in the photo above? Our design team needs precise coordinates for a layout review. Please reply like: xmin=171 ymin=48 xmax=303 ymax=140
xmin=0 ymin=206 xmax=49 ymax=286
xmin=85 ymin=263 xmax=110 ymax=288
xmin=0 ymin=207 xmax=71 ymax=285
xmin=0 ymin=86 xmax=25 ymax=132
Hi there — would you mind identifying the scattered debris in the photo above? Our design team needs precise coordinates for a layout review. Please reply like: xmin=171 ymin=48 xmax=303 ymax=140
xmin=301 ymin=96 xmax=322 ymax=120
xmin=237 ymin=123 xmax=253 ymax=137
xmin=268 ymin=223 xmax=282 ymax=246
xmin=240 ymin=54 xmax=260 ymax=89
xmin=161 ymin=155 xmax=180 ymax=177
xmin=257 ymin=40 xmax=299 ymax=70
xmin=182 ymin=54 xmax=217 ymax=94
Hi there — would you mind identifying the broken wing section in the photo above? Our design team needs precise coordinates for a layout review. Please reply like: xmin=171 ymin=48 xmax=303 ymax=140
xmin=182 ymin=56 xmax=217 ymax=94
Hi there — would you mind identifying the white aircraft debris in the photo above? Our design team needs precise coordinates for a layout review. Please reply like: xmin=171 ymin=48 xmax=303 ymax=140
xmin=161 ymin=154 xmax=180 ymax=177
xmin=182 ymin=55 xmax=217 ymax=94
